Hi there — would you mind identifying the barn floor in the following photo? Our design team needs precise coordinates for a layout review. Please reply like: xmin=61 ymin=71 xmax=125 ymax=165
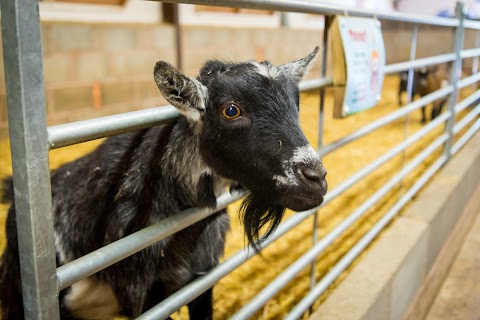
xmin=425 ymin=201 xmax=480 ymax=320
xmin=0 ymin=75 xmax=474 ymax=319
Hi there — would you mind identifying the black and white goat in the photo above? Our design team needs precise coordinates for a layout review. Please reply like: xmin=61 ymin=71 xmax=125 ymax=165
xmin=0 ymin=47 xmax=327 ymax=320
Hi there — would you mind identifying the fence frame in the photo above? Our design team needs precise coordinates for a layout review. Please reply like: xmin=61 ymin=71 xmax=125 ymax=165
xmin=0 ymin=1 xmax=60 ymax=318
xmin=1 ymin=0 xmax=479 ymax=319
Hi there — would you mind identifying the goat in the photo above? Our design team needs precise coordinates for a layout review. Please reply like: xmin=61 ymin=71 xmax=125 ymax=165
xmin=397 ymin=68 xmax=428 ymax=106
xmin=398 ymin=68 xmax=449 ymax=123
xmin=0 ymin=47 xmax=327 ymax=320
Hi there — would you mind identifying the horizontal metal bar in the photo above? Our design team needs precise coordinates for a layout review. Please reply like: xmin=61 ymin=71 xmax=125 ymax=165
xmin=455 ymin=89 xmax=480 ymax=113
xmin=47 ymin=106 xmax=180 ymax=149
xmin=154 ymin=0 xmax=459 ymax=26
xmin=458 ymin=72 xmax=480 ymax=89
xmin=451 ymin=116 xmax=480 ymax=155
xmin=464 ymin=19 xmax=480 ymax=29
xmin=56 ymin=192 xmax=243 ymax=290
xmin=137 ymin=205 xmax=320 ymax=319
xmin=319 ymin=85 xmax=453 ymax=157
xmin=47 ymin=78 xmax=331 ymax=150
xmin=460 ymin=47 xmax=480 ymax=59
xmin=233 ymin=128 xmax=450 ymax=320
xmin=384 ymin=53 xmax=456 ymax=74
xmin=285 ymin=134 xmax=448 ymax=320
xmin=298 ymin=76 xmax=333 ymax=91
xmin=285 ymin=152 xmax=448 ymax=320
xmin=137 ymin=250 xmax=255 ymax=319
xmin=140 ymin=113 xmax=451 ymax=318
xmin=320 ymin=110 xmax=449 ymax=202
xmin=321 ymin=112 xmax=452 ymax=217
xmin=453 ymin=105 xmax=480 ymax=134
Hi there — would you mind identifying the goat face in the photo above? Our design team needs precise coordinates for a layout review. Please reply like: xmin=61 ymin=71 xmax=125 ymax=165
xmin=154 ymin=47 xmax=327 ymax=246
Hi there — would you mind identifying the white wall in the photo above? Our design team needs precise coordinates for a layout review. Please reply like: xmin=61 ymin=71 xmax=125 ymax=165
xmin=396 ymin=0 xmax=480 ymax=17
xmin=358 ymin=0 xmax=394 ymax=11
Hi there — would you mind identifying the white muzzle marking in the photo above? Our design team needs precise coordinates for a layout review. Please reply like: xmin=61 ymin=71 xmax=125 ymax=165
xmin=273 ymin=145 xmax=319 ymax=187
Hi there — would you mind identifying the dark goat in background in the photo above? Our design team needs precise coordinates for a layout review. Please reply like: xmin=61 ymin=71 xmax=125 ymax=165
xmin=397 ymin=68 xmax=429 ymax=106
xmin=0 ymin=48 xmax=327 ymax=320
xmin=398 ymin=67 xmax=449 ymax=123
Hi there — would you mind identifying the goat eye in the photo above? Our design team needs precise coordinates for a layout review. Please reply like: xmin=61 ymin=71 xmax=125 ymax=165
xmin=222 ymin=103 xmax=241 ymax=119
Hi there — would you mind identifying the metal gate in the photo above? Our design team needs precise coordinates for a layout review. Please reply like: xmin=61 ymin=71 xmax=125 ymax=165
xmin=1 ymin=0 xmax=479 ymax=319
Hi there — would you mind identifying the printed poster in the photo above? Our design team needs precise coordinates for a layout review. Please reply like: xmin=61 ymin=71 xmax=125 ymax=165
xmin=331 ymin=16 xmax=386 ymax=118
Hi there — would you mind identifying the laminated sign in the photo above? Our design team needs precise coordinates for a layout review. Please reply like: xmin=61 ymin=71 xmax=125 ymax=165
xmin=331 ymin=16 xmax=386 ymax=118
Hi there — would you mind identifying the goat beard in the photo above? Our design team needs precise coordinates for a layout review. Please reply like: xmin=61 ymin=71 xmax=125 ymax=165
xmin=240 ymin=193 xmax=286 ymax=252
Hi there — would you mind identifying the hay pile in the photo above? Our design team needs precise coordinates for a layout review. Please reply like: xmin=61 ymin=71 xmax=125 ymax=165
xmin=0 ymin=75 xmax=473 ymax=319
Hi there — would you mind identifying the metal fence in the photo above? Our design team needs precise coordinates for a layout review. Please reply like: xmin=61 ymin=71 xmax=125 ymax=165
xmin=1 ymin=0 xmax=479 ymax=319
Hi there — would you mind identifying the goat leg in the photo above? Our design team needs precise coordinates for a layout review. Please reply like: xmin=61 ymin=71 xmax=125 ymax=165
xmin=188 ymin=287 xmax=213 ymax=320
xmin=421 ymin=105 xmax=427 ymax=123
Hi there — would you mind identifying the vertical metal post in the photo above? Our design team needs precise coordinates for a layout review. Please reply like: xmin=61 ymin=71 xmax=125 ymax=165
xmin=0 ymin=0 xmax=60 ymax=319
xmin=280 ymin=12 xmax=290 ymax=28
xmin=400 ymin=24 xmax=418 ymax=191
xmin=471 ymin=31 xmax=480 ymax=92
xmin=173 ymin=4 xmax=183 ymax=71
xmin=317 ymin=16 xmax=331 ymax=151
xmin=309 ymin=15 xmax=331 ymax=301
xmin=444 ymin=1 xmax=466 ymax=158
xmin=405 ymin=25 xmax=419 ymax=106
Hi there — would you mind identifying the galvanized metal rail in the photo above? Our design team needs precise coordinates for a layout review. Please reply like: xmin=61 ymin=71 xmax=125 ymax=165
xmin=47 ymin=78 xmax=334 ymax=150
xmin=1 ymin=0 xmax=480 ymax=319
xmin=48 ymin=106 xmax=180 ymax=149
xmin=153 ymin=0 xmax=460 ymax=26
xmin=0 ymin=1 xmax=60 ymax=318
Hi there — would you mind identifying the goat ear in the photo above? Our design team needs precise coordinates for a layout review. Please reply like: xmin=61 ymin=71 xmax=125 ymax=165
xmin=154 ymin=61 xmax=208 ymax=122
xmin=278 ymin=46 xmax=319 ymax=82
xmin=198 ymin=60 xmax=226 ymax=84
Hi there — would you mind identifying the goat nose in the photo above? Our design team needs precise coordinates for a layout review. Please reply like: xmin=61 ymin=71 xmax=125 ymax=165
xmin=302 ymin=167 xmax=321 ymax=183
xmin=301 ymin=166 xmax=326 ymax=184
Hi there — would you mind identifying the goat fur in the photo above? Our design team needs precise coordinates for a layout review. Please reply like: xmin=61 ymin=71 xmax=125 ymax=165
xmin=0 ymin=47 xmax=327 ymax=320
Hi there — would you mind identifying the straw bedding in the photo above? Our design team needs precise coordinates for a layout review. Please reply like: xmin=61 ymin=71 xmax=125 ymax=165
xmin=0 ymin=76 xmax=473 ymax=319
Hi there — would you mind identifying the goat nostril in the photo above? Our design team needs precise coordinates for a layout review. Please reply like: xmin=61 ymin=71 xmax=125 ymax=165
xmin=302 ymin=167 xmax=321 ymax=183
xmin=320 ymin=167 xmax=327 ymax=180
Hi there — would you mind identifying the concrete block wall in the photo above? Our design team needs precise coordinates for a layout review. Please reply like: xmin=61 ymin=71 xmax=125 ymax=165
xmin=0 ymin=22 xmax=323 ymax=137
xmin=0 ymin=21 xmax=475 ymax=137
xmin=0 ymin=22 xmax=177 ymax=136
xmin=180 ymin=26 xmax=322 ymax=76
